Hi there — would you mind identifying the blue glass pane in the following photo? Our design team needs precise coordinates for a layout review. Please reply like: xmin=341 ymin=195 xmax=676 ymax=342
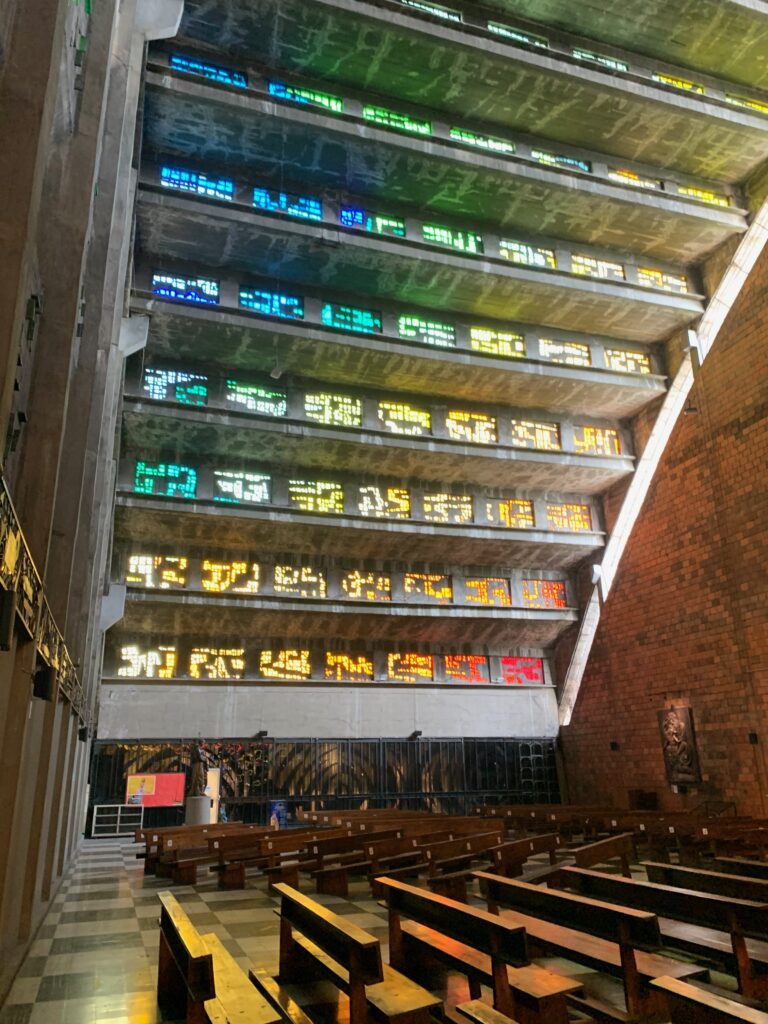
xmin=239 ymin=288 xmax=304 ymax=319
xmin=170 ymin=53 xmax=247 ymax=88
xmin=160 ymin=166 xmax=234 ymax=201
xmin=252 ymin=187 xmax=322 ymax=221
xmin=321 ymin=303 xmax=382 ymax=334
xmin=151 ymin=274 xmax=219 ymax=305
xmin=134 ymin=461 xmax=197 ymax=499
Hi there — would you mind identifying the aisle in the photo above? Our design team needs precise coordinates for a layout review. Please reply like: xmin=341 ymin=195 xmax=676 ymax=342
xmin=0 ymin=839 xmax=387 ymax=1024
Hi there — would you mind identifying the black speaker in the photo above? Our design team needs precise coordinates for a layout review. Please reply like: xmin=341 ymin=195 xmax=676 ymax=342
xmin=32 ymin=663 xmax=56 ymax=701
xmin=78 ymin=726 xmax=88 ymax=743
xmin=0 ymin=588 xmax=17 ymax=651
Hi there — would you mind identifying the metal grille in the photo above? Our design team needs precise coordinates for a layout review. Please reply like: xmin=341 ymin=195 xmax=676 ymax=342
xmin=89 ymin=737 xmax=559 ymax=822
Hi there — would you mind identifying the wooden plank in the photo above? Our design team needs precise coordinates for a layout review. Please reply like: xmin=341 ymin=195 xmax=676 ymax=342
xmin=651 ymin=976 xmax=768 ymax=1023
xmin=715 ymin=858 xmax=768 ymax=880
xmin=201 ymin=932 xmax=281 ymax=1024
xmin=573 ymin=834 xmax=634 ymax=877
xmin=643 ymin=862 xmax=768 ymax=902
xmin=456 ymin=999 xmax=521 ymax=1024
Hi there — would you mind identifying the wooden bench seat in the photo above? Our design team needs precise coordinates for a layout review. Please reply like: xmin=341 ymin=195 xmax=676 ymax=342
xmin=379 ymin=876 xmax=580 ymax=1024
xmin=201 ymin=932 xmax=280 ymax=1024
xmin=456 ymin=998 xmax=522 ymax=1024
xmin=560 ymin=864 xmax=768 ymax=997
xmin=271 ymin=882 xmax=440 ymax=1024
xmin=643 ymin=861 xmax=768 ymax=902
xmin=474 ymin=871 xmax=707 ymax=1019
xmin=651 ymin=976 xmax=768 ymax=1023
xmin=158 ymin=890 xmax=216 ymax=1024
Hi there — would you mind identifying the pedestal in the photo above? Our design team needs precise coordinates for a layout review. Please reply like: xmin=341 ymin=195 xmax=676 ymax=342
xmin=185 ymin=795 xmax=210 ymax=825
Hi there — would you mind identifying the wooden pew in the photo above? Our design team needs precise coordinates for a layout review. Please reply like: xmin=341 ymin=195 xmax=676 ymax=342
xmin=715 ymin=857 xmax=768 ymax=879
xmin=651 ymin=976 xmax=768 ymax=1024
xmin=379 ymin=877 xmax=580 ymax=1024
xmin=643 ymin=861 xmax=768 ymax=902
xmin=201 ymin=932 xmax=280 ymax=1024
xmin=260 ymin=883 xmax=440 ymax=1024
xmin=573 ymin=833 xmax=635 ymax=878
xmin=457 ymin=999 xmax=523 ymax=1024
xmin=490 ymin=835 xmax=563 ymax=878
xmin=474 ymin=872 xmax=707 ymax=1020
xmin=158 ymin=890 xmax=216 ymax=1024
xmin=560 ymin=865 xmax=768 ymax=998
xmin=211 ymin=829 xmax=347 ymax=889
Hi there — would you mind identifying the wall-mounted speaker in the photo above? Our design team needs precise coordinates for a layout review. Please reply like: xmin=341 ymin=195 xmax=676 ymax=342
xmin=32 ymin=663 xmax=56 ymax=701
xmin=0 ymin=589 xmax=17 ymax=651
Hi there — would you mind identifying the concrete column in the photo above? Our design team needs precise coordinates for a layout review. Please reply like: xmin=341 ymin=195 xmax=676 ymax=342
xmin=40 ymin=704 xmax=76 ymax=900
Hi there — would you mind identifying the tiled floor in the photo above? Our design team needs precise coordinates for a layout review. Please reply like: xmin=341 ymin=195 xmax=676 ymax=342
xmin=0 ymin=840 xmax=621 ymax=1024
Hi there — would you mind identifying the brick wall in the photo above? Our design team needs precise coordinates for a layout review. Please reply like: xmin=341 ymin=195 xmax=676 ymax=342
xmin=561 ymin=246 xmax=768 ymax=816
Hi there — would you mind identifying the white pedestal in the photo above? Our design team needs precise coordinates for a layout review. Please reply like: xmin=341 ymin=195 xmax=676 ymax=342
xmin=184 ymin=795 xmax=210 ymax=826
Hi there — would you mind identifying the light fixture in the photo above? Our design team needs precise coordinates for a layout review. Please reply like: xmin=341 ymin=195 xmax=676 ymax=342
xmin=269 ymin=364 xmax=283 ymax=380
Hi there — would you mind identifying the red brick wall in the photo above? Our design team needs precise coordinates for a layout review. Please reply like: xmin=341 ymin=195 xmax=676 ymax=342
xmin=560 ymin=248 xmax=768 ymax=816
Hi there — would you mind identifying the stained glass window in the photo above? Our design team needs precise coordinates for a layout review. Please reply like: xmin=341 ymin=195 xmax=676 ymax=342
xmin=273 ymin=565 xmax=327 ymax=599
xmin=341 ymin=571 xmax=392 ymax=602
xmin=324 ymin=652 xmax=374 ymax=682
xmin=126 ymin=555 xmax=187 ymax=589
xmin=213 ymin=470 xmax=271 ymax=505
xmin=487 ymin=22 xmax=548 ymax=48
xmin=539 ymin=338 xmax=591 ymax=367
xmin=142 ymin=368 xmax=208 ymax=405
xmin=464 ymin=578 xmax=512 ymax=607
xmin=288 ymin=479 xmax=344 ymax=514
xmin=531 ymin=149 xmax=591 ymax=174
xmin=118 ymin=644 xmax=177 ymax=679
xmin=321 ymin=303 xmax=382 ymax=334
xmin=387 ymin=652 xmax=434 ymax=682
xmin=362 ymin=105 xmax=431 ymax=135
xmin=377 ymin=400 xmax=431 ymax=436
xmin=397 ymin=315 xmax=456 ymax=348
xmin=268 ymin=81 xmax=343 ymax=113
xmin=652 ymin=72 xmax=704 ymax=95
xmin=189 ymin=647 xmax=245 ymax=680
xmin=500 ymin=656 xmax=545 ymax=684
xmin=571 ymin=48 xmax=629 ymax=72
xmin=239 ymin=287 xmax=304 ymax=319
xmin=449 ymin=127 xmax=514 ymax=155
xmin=404 ymin=573 xmax=453 ymax=603
xmin=571 ymin=255 xmax=625 ymax=281
xmin=201 ymin=560 xmax=261 ymax=594
xmin=485 ymin=498 xmax=535 ymax=529
xmin=401 ymin=0 xmax=462 ymax=21
xmin=225 ymin=381 xmax=287 ymax=416
xmin=259 ymin=649 xmax=312 ymax=680
xmin=170 ymin=54 xmax=247 ymax=88
xmin=604 ymin=349 xmax=652 ymax=374
xmin=422 ymin=492 xmax=473 ymax=524
xmin=135 ymin=461 xmax=197 ymax=499
xmin=637 ymin=268 xmax=689 ymax=294
xmin=422 ymin=224 xmax=483 ymax=254
xmin=470 ymin=327 xmax=525 ymax=358
xmin=253 ymin=187 xmax=323 ymax=221
xmin=509 ymin=420 xmax=561 ymax=451
xmin=676 ymin=185 xmax=730 ymax=207
xmin=445 ymin=410 xmax=498 ymax=444
xmin=444 ymin=654 xmax=490 ymax=683
xmin=500 ymin=241 xmax=557 ymax=270
xmin=339 ymin=207 xmax=406 ymax=236
xmin=304 ymin=393 xmax=363 ymax=428
xmin=573 ymin=425 xmax=621 ymax=456
xmin=357 ymin=486 xmax=411 ymax=519
xmin=546 ymin=503 xmax=593 ymax=532
xmin=152 ymin=273 xmax=219 ymax=305
xmin=160 ymin=166 xmax=234 ymax=201
xmin=607 ymin=168 xmax=663 ymax=190
xmin=522 ymin=579 xmax=568 ymax=609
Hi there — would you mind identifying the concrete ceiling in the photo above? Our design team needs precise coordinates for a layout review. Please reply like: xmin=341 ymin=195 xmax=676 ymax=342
xmin=122 ymin=402 xmax=634 ymax=492
xmin=120 ymin=589 xmax=578 ymax=644
xmin=143 ymin=75 xmax=747 ymax=265
xmin=114 ymin=501 xmax=604 ymax=569
xmin=136 ymin=190 xmax=703 ymax=343
xmin=173 ymin=0 xmax=768 ymax=181
xmin=131 ymin=298 xmax=668 ymax=418
xmin=479 ymin=0 xmax=768 ymax=93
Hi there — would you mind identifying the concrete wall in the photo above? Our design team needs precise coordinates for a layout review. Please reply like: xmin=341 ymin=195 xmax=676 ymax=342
xmin=561 ymin=244 xmax=768 ymax=815
xmin=98 ymin=682 xmax=559 ymax=739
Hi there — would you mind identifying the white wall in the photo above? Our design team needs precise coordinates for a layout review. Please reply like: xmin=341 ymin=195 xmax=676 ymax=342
xmin=97 ymin=684 xmax=559 ymax=739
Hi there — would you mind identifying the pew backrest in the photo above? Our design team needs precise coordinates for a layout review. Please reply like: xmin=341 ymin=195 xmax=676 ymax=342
xmin=158 ymin=890 xmax=215 ymax=1010
xmin=643 ymin=861 xmax=768 ymax=903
